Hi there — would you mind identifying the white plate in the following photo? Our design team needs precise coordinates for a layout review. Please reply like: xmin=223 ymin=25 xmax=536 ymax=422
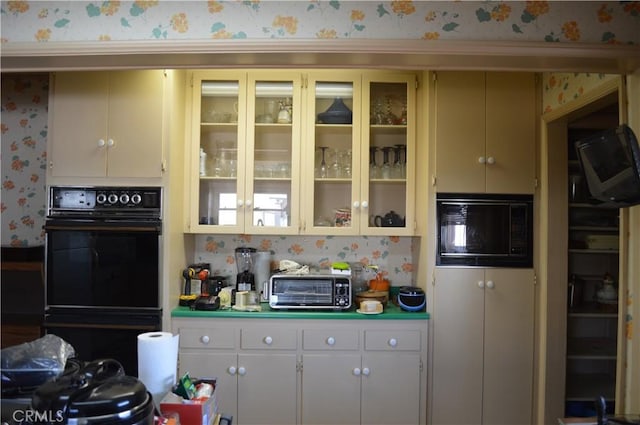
xmin=356 ymin=308 xmax=383 ymax=315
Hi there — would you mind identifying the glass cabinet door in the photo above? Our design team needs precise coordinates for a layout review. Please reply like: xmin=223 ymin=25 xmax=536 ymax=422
xmin=304 ymin=73 xmax=361 ymax=235
xmin=192 ymin=72 xmax=247 ymax=233
xmin=245 ymin=73 xmax=302 ymax=234
xmin=361 ymin=74 xmax=416 ymax=235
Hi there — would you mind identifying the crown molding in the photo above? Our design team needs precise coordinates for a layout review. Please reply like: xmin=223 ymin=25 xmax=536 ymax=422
xmin=2 ymin=39 xmax=639 ymax=73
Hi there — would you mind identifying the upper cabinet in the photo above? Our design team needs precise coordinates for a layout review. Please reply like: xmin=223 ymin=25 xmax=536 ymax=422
xmin=48 ymin=71 xmax=165 ymax=180
xmin=434 ymin=71 xmax=536 ymax=194
xmin=187 ymin=69 xmax=417 ymax=235
xmin=189 ymin=70 xmax=302 ymax=234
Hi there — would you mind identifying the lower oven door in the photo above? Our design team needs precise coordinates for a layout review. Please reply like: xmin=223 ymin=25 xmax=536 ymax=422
xmin=44 ymin=308 xmax=161 ymax=376
xmin=44 ymin=219 xmax=160 ymax=309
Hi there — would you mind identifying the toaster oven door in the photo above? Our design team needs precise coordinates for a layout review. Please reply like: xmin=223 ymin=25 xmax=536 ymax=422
xmin=269 ymin=276 xmax=334 ymax=308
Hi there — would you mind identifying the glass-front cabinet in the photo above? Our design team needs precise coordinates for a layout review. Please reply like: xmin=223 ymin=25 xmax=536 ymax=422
xmin=190 ymin=71 xmax=302 ymax=234
xmin=188 ymin=70 xmax=416 ymax=235
xmin=302 ymin=71 xmax=416 ymax=235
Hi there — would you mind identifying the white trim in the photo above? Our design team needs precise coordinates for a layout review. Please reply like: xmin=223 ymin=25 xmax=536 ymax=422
xmin=2 ymin=39 xmax=639 ymax=72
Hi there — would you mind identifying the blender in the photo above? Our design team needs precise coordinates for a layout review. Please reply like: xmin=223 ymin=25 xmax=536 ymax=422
xmin=235 ymin=247 xmax=257 ymax=292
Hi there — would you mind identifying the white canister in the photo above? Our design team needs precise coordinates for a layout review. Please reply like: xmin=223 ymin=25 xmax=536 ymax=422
xmin=255 ymin=251 xmax=272 ymax=301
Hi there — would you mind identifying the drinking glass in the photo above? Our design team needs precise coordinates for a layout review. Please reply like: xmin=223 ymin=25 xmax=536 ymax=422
xmin=381 ymin=146 xmax=393 ymax=179
xmin=369 ymin=147 xmax=379 ymax=179
xmin=316 ymin=146 xmax=329 ymax=178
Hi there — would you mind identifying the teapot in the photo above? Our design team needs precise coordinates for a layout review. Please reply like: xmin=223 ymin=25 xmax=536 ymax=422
xmin=374 ymin=211 xmax=405 ymax=227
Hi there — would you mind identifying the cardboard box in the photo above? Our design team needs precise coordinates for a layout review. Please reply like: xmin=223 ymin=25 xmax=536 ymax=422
xmin=160 ymin=381 xmax=218 ymax=425
xmin=585 ymin=234 xmax=619 ymax=250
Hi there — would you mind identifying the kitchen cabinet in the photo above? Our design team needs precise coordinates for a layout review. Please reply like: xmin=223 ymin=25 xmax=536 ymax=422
xmin=433 ymin=71 xmax=536 ymax=194
xmin=187 ymin=69 xmax=417 ymax=235
xmin=301 ymin=328 xmax=422 ymax=425
xmin=174 ymin=324 xmax=298 ymax=425
xmin=188 ymin=70 xmax=302 ymax=234
xmin=431 ymin=268 xmax=534 ymax=425
xmin=48 ymin=70 xmax=165 ymax=179
xmin=565 ymin=159 xmax=620 ymax=414
xmin=302 ymin=71 xmax=416 ymax=235
xmin=172 ymin=316 xmax=427 ymax=425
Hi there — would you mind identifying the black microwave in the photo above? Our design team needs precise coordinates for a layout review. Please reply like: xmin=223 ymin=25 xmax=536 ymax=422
xmin=436 ymin=193 xmax=533 ymax=267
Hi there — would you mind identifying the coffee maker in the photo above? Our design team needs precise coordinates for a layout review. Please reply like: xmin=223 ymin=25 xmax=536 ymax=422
xmin=235 ymin=247 xmax=257 ymax=292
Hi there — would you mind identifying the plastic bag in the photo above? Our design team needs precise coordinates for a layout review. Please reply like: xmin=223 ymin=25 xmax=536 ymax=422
xmin=1 ymin=334 xmax=76 ymax=393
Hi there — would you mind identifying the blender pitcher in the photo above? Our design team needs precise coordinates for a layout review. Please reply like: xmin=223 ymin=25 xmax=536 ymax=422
xmin=235 ymin=247 xmax=257 ymax=292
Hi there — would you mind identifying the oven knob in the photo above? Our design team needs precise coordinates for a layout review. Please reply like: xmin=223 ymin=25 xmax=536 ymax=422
xmin=131 ymin=193 xmax=142 ymax=205
xmin=119 ymin=193 xmax=130 ymax=204
xmin=96 ymin=193 xmax=107 ymax=204
xmin=107 ymin=193 xmax=119 ymax=204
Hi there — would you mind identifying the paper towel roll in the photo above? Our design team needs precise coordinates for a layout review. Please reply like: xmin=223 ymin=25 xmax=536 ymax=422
xmin=137 ymin=331 xmax=179 ymax=404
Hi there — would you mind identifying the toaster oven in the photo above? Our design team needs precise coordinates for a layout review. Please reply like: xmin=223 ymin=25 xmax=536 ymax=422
xmin=268 ymin=274 xmax=351 ymax=310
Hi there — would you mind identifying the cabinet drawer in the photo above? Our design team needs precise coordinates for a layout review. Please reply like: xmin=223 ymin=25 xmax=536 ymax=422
xmin=178 ymin=327 xmax=236 ymax=349
xmin=364 ymin=330 xmax=421 ymax=351
xmin=241 ymin=328 xmax=297 ymax=350
xmin=302 ymin=329 xmax=359 ymax=350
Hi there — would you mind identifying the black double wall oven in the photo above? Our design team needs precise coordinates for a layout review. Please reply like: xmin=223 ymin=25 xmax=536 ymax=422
xmin=44 ymin=186 xmax=162 ymax=376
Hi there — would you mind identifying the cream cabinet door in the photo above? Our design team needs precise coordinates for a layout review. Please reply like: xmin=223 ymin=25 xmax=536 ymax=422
xmin=49 ymin=71 xmax=164 ymax=179
xmin=177 ymin=351 xmax=239 ymax=420
xmin=360 ymin=72 xmax=417 ymax=236
xmin=361 ymin=352 xmax=421 ymax=425
xmin=301 ymin=353 xmax=362 ymax=425
xmin=483 ymin=268 xmax=534 ymax=425
xmin=485 ymin=73 xmax=536 ymax=194
xmin=237 ymin=353 xmax=298 ymax=425
xmin=431 ymin=268 xmax=485 ymax=425
xmin=434 ymin=72 xmax=486 ymax=193
xmin=49 ymin=72 xmax=110 ymax=177
xmin=106 ymin=70 xmax=164 ymax=178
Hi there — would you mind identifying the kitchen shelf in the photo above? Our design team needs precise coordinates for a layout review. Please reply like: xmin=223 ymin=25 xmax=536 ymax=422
xmin=569 ymin=302 xmax=618 ymax=317
xmin=565 ymin=373 xmax=616 ymax=401
xmin=570 ymin=226 xmax=618 ymax=232
xmin=568 ymin=249 xmax=619 ymax=254
xmin=567 ymin=337 xmax=617 ymax=358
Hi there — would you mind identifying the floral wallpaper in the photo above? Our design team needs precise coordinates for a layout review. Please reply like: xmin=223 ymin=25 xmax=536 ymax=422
xmin=192 ymin=234 xmax=415 ymax=288
xmin=1 ymin=1 xmax=639 ymax=45
xmin=0 ymin=74 xmax=48 ymax=247
xmin=541 ymin=72 xmax=618 ymax=113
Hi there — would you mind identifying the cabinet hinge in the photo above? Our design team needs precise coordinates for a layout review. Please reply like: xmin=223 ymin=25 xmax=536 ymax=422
xmin=534 ymin=273 xmax=537 ymax=286
xmin=302 ymin=76 xmax=307 ymax=89
xmin=190 ymin=74 xmax=194 ymax=88
xmin=296 ymin=360 xmax=303 ymax=372
xmin=415 ymin=78 xmax=419 ymax=90
xmin=431 ymin=175 xmax=437 ymax=186
xmin=534 ymin=178 xmax=539 ymax=189
xmin=161 ymin=160 xmax=167 ymax=172
xmin=432 ymin=71 xmax=437 ymax=82
xmin=419 ymin=359 xmax=424 ymax=373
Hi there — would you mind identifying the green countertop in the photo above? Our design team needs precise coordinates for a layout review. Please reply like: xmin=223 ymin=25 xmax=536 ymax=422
xmin=171 ymin=303 xmax=429 ymax=320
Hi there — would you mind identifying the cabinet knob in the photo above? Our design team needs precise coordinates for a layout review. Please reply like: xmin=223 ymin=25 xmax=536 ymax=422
xmin=353 ymin=368 xmax=361 ymax=376
xmin=98 ymin=139 xmax=106 ymax=148
xmin=362 ymin=367 xmax=370 ymax=376
xmin=237 ymin=199 xmax=244 ymax=207
xmin=478 ymin=156 xmax=486 ymax=164
xmin=361 ymin=201 xmax=369 ymax=209
xmin=487 ymin=156 xmax=495 ymax=165
xmin=388 ymin=338 xmax=398 ymax=348
xmin=486 ymin=280 xmax=495 ymax=289
xmin=107 ymin=139 xmax=115 ymax=148
xmin=326 ymin=337 xmax=336 ymax=346
xmin=353 ymin=201 xmax=360 ymax=209
xmin=200 ymin=335 xmax=210 ymax=344
xmin=478 ymin=280 xmax=485 ymax=289
xmin=228 ymin=366 xmax=237 ymax=375
xmin=263 ymin=336 xmax=273 ymax=345
xmin=237 ymin=367 xmax=246 ymax=376
xmin=245 ymin=199 xmax=252 ymax=207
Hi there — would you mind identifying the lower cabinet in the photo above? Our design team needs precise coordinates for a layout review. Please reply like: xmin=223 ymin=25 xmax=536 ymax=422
xmin=431 ymin=268 xmax=535 ymax=425
xmin=172 ymin=317 xmax=427 ymax=425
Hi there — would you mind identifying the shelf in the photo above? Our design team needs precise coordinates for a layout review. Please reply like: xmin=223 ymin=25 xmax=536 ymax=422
xmin=569 ymin=302 xmax=618 ymax=317
xmin=568 ymin=249 xmax=619 ymax=254
xmin=369 ymin=178 xmax=406 ymax=183
xmin=567 ymin=338 xmax=617 ymax=359
xmin=565 ymin=373 xmax=616 ymax=401
xmin=570 ymin=226 xmax=619 ymax=232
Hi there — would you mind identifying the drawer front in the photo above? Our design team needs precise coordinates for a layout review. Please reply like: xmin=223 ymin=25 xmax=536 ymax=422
xmin=302 ymin=329 xmax=359 ymax=350
xmin=241 ymin=328 xmax=297 ymax=350
xmin=364 ymin=330 xmax=421 ymax=351
xmin=178 ymin=327 xmax=236 ymax=349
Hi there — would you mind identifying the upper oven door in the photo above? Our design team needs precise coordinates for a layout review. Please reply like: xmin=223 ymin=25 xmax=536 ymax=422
xmin=44 ymin=219 xmax=161 ymax=309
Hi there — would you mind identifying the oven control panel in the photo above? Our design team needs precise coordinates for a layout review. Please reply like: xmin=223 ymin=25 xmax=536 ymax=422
xmin=48 ymin=186 xmax=161 ymax=217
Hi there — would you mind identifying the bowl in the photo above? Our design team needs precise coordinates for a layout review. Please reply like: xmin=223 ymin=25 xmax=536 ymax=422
xmin=355 ymin=290 xmax=388 ymax=307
